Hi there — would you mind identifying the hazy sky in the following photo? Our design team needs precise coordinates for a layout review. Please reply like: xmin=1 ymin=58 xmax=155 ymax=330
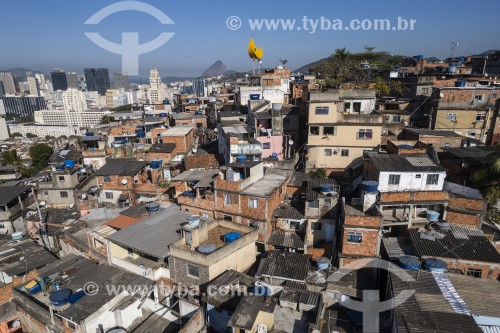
xmin=0 ymin=0 xmax=499 ymax=78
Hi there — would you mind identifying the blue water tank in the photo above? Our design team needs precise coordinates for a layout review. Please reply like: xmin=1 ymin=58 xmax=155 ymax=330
xmin=64 ymin=160 xmax=75 ymax=168
xmin=319 ymin=183 xmax=333 ymax=193
xmin=236 ymin=155 xmax=247 ymax=163
xmin=399 ymin=255 xmax=420 ymax=270
xmin=317 ymin=257 xmax=330 ymax=270
xmin=49 ymin=289 xmax=73 ymax=306
xmin=417 ymin=54 xmax=425 ymax=59
xmin=271 ymin=152 xmax=278 ymax=158
xmin=455 ymin=80 xmax=466 ymax=87
xmin=194 ymin=111 xmax=202 ymax=115
xmin=148 ymin=159 xmax=162 ymax=169
xmin=135 ymin=130 xmax=145 ymax=138
xmin=398 ymin=144 xmax=414 ymax=149
xmin=249 ymin=94 xmax=261 ymax=100
xmin=424 ymin=258 xmax=447 ymax=272
xmin=249 ymin=285 xmax=270 ymax=297
xmin=146 ymin=202 xmax=160 ymax=213
xmin=68 ymin=290 xmax=86 ymax=304
xmin=198 ymin=244 xmax=217 ymax=254
xmin=182 ymin=191 xmax=195 ymax=197
xmin=458 ymin=57 xmax=465 ymax=62
xmin=362 ymin=181 xmax=379 ymax=193
xmin=55 ymin=165 xmax=65 ymax=171
xmin=26 ymin=282 xmax=41 ymax=295
xmin=225 ymin=232 xmax=241 ymax=243
xmin=163 ymin=99 xmax=169 ymax=104
xmin=159 ymin=113 xmax=167 ymax=117
xmin=85 ymin=132 xmax=94 ymax=136
xmin=426 ymin=210 xmax=440 ymax=222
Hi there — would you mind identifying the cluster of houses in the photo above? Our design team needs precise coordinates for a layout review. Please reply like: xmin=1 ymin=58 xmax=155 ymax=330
xmin=0 ymin=60 xmax=499 ymax=333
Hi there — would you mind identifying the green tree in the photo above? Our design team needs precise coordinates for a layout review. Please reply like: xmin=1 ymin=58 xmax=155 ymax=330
xmin=11 ymin=132 xmax=23 ymax=138
xmin=309 ymin=168 xmax=327 ymax=179
xmin=112 ymin=104 xmax=133 ymax=112
xmin=1 ymin=149 xmax=22 ymax=166
xmin=471 ymin=146 xmax=500 ymax=203
xmin=45 ymin=135 xmax=56 ymax=140
xmin=374 ymin=77 xmax=390 ymax=96
xmin=26 ymin=133 xmax=37 ymax=138
xmin=100 ymin=115 xmax=114 ymax=124
xmin=363 ymin=45 xmax=376 ymax=53
xmin=29 ymin=143 xmax=54 ymax=172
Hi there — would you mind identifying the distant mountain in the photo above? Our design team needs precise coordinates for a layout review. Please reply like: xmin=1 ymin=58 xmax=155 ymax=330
xmin=0 ymin=68 xmax=43 ymax=79
xmin=294 ymin=57 xmax=332 ymax=74
xmin=201 ymin=60 xmax=227 ymax=77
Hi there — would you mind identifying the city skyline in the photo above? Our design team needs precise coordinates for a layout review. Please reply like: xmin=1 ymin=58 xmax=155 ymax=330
xmin=1 ymin=0 xmax=499 ymax=78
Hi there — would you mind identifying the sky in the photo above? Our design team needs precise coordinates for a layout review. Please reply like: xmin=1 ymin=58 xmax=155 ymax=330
xmin=0 ymin=0 xmax=499 ymax=79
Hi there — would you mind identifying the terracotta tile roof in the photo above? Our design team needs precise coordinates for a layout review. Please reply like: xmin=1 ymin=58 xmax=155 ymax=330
xmin=106 ymin=214 xmax=142 ymax=230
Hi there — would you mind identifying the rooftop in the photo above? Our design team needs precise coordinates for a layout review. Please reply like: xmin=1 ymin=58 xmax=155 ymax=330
xmin=288 ymin=172 xmax=311 ymax=187
xmin=408 ymin=225 xmax=500 ymax=264
xmin=0 ymin=240 xmax=58 ymax=276
xmin=108 ymin=206 xmax=213 ymax=258
xmin=273 ymin=203 xmax=305 ymax=220
xmin=0 ymin=185 xmax=31 ymax=205
xmin=268 ymin=229 xmax=305 ymax=249
xmin=94 ymin=159 xmax=147 ymax=176
xmin=148 ymin=142 xmax=176 ymax=154
xmin=240 ymin=169 xmax=289 ymax=197
xmin=442 ymin=146 xmax=496 ymax=159
xmin=161 ymin=125 xmax=193 ymax=136
xmin=202 ymin=270 xmax=256 ymax=308
xmin=106 ymin=214 xmax=143 ymax=230
xmin=405 ymin=128 xmax=463 ymax=138
xmin=49 ymin=149 xmax=82 ymax=164
xmin=306 ymin=178 xmax=337 ymax=201
xmin=227 ymin=295 xmax=276 ymax=330
xmin=260 ymin=250 xmax=311 ymax=282
xmin=171 ymin=169 xmax=219 ymax=188
xmin=367 ymin=153 xmax=446 ymax=173
xmin=119 ymin=202 xmax=149 ymax=218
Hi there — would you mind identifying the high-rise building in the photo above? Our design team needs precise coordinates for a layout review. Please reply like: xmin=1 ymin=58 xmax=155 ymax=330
xmin=193 ymin=78 xmax=208 ymax=97
xmin=62 ymin=88 xmax=87 ymax=112
xmin=35 ymin=73 xmax=48 ymax=96
xmin=50 ymin=68 xmax=68 ymax=91
xmin=66 ymin=72 xmax=79 ymax=89
xmin=112 ymin=72 xmax=129 ymax=90
xmin=147 ymin=68 xmax=166 ymax=103
xmin=0 ymin=72 xmax=16 ymax=95
xmin=27 ymin=77 xmax=39 ymax=96
xmin=0 ymin=82 xmax=5 ymax=97
xmin=78 ymin=75 xmax=87 ymax=91
xmin=84 ymin=68 xmax=110 ymax=95
xmin=0 ymin=96 xmax=47 ymax=117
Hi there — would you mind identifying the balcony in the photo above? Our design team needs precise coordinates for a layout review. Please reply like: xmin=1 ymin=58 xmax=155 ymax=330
xmin=338 ymin=112 xmax=384 ymax=125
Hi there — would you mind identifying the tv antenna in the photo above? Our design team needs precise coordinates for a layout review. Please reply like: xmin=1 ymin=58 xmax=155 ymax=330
xmin=450 ymin=41 xmax=459 ymax=59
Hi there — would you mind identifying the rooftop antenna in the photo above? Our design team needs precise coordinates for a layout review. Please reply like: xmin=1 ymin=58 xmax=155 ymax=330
xmin=450 ymin=41 xmax=459 ymax=59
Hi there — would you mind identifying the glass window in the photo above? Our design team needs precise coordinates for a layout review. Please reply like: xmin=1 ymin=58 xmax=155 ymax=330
xmin=262 ymin=142 xmax=271 ymax=149
xmin=309 ymin=126 xmax=319 ymax=135
xmin=314 ymin=222 xmax=322 ymax=231
xmin=315 ymin=106 xmax=329 ymax=115
xmin=248 ymin=198 xmax=258 ymax=208
xmin=447 ymin=113 xmax=457 ymax=121
xmin=324 ymin=149 xmax=332 ymax=156
xmin=105 ymin=192 xmax=113 ymax=199
xmin=426 ymin=174 xmax=439 ymax=185
xmin=341 ymin=149 xmax=349 ymax=157
xmin=309 ymin=200 xmax=319 ymax=208
xmin=388 ymin=174 xmax=400 ymax=185
xmin=475 ymin=114 xmax=486 ymax=121
xmin=103 ymin=175 xmax=111 ymax=182
xmin=466 ymin=268 xmax=482 ymax=278
xmin=60 ymin=191 xmax=68 ymax=198
xmin=187 ymin=264 xmax=199 ymax=278
xmin=324 ymin=199 xmax=332 ymax=206
xmin=58 ymin=176 xmax=65 ymax=182
xmin=344 ymin=102 xmax=351 ymax=111
xmin=347 ymin=231 xmax=363 ymax=243
xmin=289 ymin=220 xmax=301 ymax=230
xmin=353 ymin=102 xmax=361 ymax=113
xmin=323 ymin=127 xmax=336 ymax=136
xmin=357 ymin=129 xmax=373 ymax=139
xmin=392 ymin=115 xmax=401 ymax=123
xmin=224 ymin=193 xmax=233 ymax=205
xmin=474 ymin=95 xmax=483 ymax=101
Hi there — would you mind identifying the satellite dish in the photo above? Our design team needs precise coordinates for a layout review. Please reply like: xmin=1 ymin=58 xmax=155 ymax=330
xmin=462 ymin=162 xmax=469 ymax=168
xmin=121 ymin=179 xmax=128 ymax=185
xmin=440 ymin=93 xmax=445 ymax=98
xmin=39 ymin=201 xmax=46 ymax=207
xmin=248 ymin=38 xmax=263 ymax=61
xmin=288 ymin=140 xmax=294 ymax=145
xmin=404 ymin=121 xmax=409 ymax=127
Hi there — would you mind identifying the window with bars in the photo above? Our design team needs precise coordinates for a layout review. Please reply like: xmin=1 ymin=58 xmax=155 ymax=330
xmin=388 ymin=174 xmax=400 ymax=185
xmin=426 ymin=174 xmax=439 ymax=185
xmin=315 ymin=106 xmax=329 ymax=115
xmin=248 ymin=198 xmax=258 ymax=208
xmin=357 ymin=129 xmax=373 ymax=139
xmin=347 ymin=231 xmax=363 ymax=243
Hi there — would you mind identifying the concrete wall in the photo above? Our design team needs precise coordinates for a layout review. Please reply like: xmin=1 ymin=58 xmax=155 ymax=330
xmin=377 ymin=171 xmax=446 ymax=192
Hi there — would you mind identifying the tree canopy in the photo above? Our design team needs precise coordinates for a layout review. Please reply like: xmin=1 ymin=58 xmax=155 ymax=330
xmin=29 ymin=143 xmax=54 ymax=172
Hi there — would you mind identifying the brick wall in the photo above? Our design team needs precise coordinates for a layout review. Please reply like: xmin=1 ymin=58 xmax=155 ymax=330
xmin=380 ymin=191 xmax=448 ymax=203
xmin=170 ymin=256 xmax=209 ymax=287
xmin=345 ymin=215 xmax=382 ymax=228
xmin=0 ymin=271 xmax=39 ymax=305
xmin=148 ymin=150 xmax=177 ymax=164
xmin=178 ymin=309 xmax=204 ymax=333
xmin=184 ymin=154 xmax=219 ymax=170
xmin=341 ymin=228 xmax=380 ymax=258
xmin=448 ymin=195 xmax=485 ymax=211
xmin=446 ymin=211 xmax=481 ymax=228
xmin=434 ymin=258 xmax=500 ymax=280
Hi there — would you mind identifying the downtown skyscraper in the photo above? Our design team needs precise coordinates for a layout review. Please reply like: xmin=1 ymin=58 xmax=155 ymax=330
xmin=84 ymin=68 xmax=110 ymax=95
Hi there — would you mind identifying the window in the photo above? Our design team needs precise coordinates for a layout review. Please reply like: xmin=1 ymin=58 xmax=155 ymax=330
xmin=324 ymin=149 xmax=332 ymax=156
xmin=421 ymin=87 xmax=429 ymax=94
xmin=447 ymin=113 xmax=457 ymax=121
xmin=314 ymin=222 xmax=322 ymax=231
xmin=415 ymin=174 xmax=421 ymax=179
xmin=315 ymin=106 xmax=329 ymax=115
xmin=248 ymin=198 xmax=258 ymax=209
xmin=223 ymin=193 xmax=233 ymax=205
xmin=323 ymin=126 xmax=336 ymax=136
xmin=60 ymin=191 xmax=68 ymax=198
xmin=309 ymin=200 xmax=319 ymax=208
xmin=468 ymin=131 xmax=476 ymax=137
xmin=443 ymin=143 xmax=450 ymax=148
xmin=467 ymin=268 xmax=482 ymax=278
xmin=347 ymin=231 xmax=363 ymax=243
xmin=44 ymin=190 xmax=49 ymax=196
xmin=187 ymin=264 xmax=200 ymax=278
xmin=353 ymin=102 xmax=361 ymax=113
xmin=105 ymin=192 xmax=113 ymax=199
xmin=357 ymin=129 xmax=373 ymax=139
xmin=344 ymin=102 xmax=351 ymax=112
xmin=289 ymin=220 xmax=301 ymax=230
xmin=426 ymin=174 xmax=439 ymax=185
xmin=474 ymin=95 xmax=483 ymax=101
xmin=392 ymin=115 xmax=401 ymax=123
xmin=388 ymin=174 xmax=400 ymax=185
xmin=103 ymin=175 xmax=111 ymax=182
xmin=309 ymin=126 xmax=319 ymax=135
xmin=262 ymin=142 xmax=271 ymax=149
xmin=341 ymin=149 xmax=349 ymax=157
xmin=324 ymin=199 xmax=332 ymax=206
xmin=66 ymin=321 xmax=77 ymax=330
xmin=127 ymin=247 xmax=133 ymax=255
xmin=475 ymin=113 xmax=486 ymax=121
xmin=58 ymin=176 xmax=65 ymax=182
xmin=223 ymin=215 xmax=232 ymax=221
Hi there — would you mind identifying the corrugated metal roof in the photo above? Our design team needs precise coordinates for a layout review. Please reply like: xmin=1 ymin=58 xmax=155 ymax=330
xmin=94 ymin=159 xmax=147 ymax=176
xmin=408 ymin=225 xmax=500 ymax=264
xmin=106 ymin=214 xmax=142 ymax=230
xmin=288 ymin=172 xmax=311 ymax=187
xmin=260 ymin=251 xmax=310 ymax=281
xmin=368 ymin=153 xmax=447 ymax=172
xmin=108 ymin=205 xmax=212 ymax=258
xmin=306 ymin=178 xmax=336 ymax=201
xmin=268 ymin=229 xmax=304 ymax=249
xmin=273 ymin=203 xmax=304 ymax=219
